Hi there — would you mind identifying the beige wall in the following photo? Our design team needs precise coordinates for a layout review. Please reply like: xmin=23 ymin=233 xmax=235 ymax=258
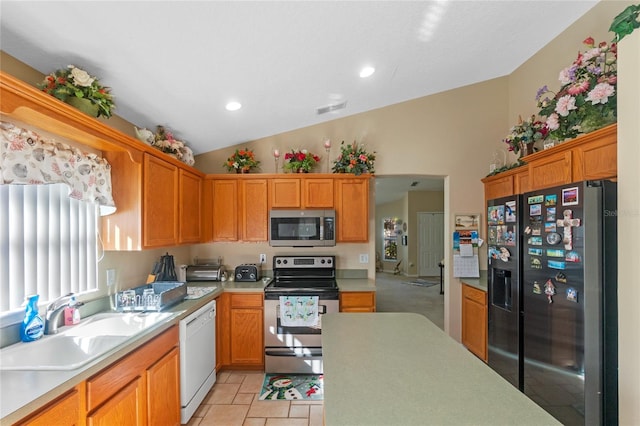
xmin=617 ymin=27 xmax=640 ymax=426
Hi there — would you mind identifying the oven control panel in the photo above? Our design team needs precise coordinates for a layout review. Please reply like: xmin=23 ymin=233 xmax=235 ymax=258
xmin=273 ymin=255 xmax=335 ymax=269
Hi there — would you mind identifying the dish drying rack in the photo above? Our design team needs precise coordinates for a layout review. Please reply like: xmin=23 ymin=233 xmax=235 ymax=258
xmin=115 ymin=282 xmax=187 ymax=312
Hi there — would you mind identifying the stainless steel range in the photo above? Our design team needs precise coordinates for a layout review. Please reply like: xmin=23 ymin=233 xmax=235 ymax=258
xmin=264 ymin=255 xmax=339 ymax=374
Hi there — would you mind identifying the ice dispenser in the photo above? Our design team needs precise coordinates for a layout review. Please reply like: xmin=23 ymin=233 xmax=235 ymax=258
xmin=490 ymin=268 xmax=512 ymax=311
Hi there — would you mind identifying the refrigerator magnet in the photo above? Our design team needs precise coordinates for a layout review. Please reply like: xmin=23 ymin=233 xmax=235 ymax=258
xmin=548 ymin=260 xmax=566 ymax=270
xmin=562 ymin=187 xmax=579 ymax=206
xmin=499 ymin=247 xmax=511 ymax=261
xmin=545 ymin=194 xmax=557 ymax=206
xmin=544 ymin=279 xmax=556 ymax=304
xmin=528 ymin=236 xmax=543 ymax=246
xmin=528 ymin=248 xmax=543 ymax=256
xmin=546 ymin=232 xmax=562 ymax=245
xmin=566 ymin=288 xmax=579 ymax=303
xmin=505 ymin=200 xmax=516 ymax=222
xmin=555 ymin=272 xmax=567 ymax=283
xmin=528 ymin=195 xmax=543 ymax=204
xmin=524 ymin=225 xmax=532 ymax=235
xmin=530 ymin=204 xmax=542 ymax=216
xmin=533 ymin=281 xmax=542 ymax=294
xmin=565 ymin=251 xmax=582 ymax=263
xmin=546 ymin=249 xmax=564 ymax=258
xmin=544 ymin=223 xmax=557 ymax=233
xmin=546 ymin=207 xmax=556 ymax=221
xmin=530 ymin=257 xmax=542 ymax=269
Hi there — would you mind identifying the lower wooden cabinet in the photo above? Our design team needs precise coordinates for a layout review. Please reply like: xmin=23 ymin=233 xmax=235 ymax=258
xmin=217 ymin=292 xmax=264 ymax=370
xmin=461 ymin=284 xmax=487 ymax=361
xmin=339 ymin=291 xmax=376 ymax=312
xmin=17 ymin=326 xmax=181 ymax=426
xmin=14 ymin=386 xmax=83 ymax=426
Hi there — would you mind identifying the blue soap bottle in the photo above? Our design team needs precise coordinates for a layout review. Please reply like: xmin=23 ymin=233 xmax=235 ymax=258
xmin=20 ymin=294 xmax=44 ymax=342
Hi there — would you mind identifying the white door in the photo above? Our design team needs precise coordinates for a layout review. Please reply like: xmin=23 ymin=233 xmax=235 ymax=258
xmin=418 ymin=212 xmax=444 ymax=276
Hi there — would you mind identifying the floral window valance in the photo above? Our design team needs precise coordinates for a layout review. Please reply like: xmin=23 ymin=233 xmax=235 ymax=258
xmin=0 ymin=121 xmax=116 ymax=215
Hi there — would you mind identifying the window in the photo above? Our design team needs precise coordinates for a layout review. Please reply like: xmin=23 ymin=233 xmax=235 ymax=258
xmin=383 ymin=218 xmax=399 ymax=261
xmin=0 ymin=184 xmax=99 ymax=315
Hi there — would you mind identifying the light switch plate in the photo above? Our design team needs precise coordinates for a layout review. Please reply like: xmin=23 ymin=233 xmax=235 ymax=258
xmin=359 ymin=254 xmax=369 ymax=263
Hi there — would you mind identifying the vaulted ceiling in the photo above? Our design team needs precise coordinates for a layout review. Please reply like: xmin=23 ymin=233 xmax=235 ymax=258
xmin=1 ymin=1 xmax=597 ymax=155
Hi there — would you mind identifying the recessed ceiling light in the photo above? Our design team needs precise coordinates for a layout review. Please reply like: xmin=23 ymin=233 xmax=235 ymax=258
xmin=226 ymin=101 xmax=242 ymax=111
xmin=359 ymin=66 xmax=375 ymax=78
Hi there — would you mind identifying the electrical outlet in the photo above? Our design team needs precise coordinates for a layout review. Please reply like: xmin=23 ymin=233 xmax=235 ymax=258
xmin=359 ymin=254 xmax=369 ymax=264
xmin=259 ymin=253 xmax=267 ymax=264
xmin=106 ymin=269 xmax=116 ymax=286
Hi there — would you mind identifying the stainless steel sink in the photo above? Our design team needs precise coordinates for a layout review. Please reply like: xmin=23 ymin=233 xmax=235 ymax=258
xmin=0 ymin=312 xmax=175 ymax=371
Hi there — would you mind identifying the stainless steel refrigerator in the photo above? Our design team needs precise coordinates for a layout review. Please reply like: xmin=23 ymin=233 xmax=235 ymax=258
xmin=521 ymin=180 xmax=617 ymax=425
xmin=487 ymin=195 xmax=523 ymax=391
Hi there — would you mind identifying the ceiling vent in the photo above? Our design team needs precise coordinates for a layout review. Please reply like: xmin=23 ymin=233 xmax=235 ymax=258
xmin=410 ymin=181 xmax=419 ymax=187
xmin=316 ymin=101 xmax=347 ymax=115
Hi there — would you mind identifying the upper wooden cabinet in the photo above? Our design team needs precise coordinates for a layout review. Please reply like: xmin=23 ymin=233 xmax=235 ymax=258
xmin=269 ymin=176 xmax=334 ymax=209
xmin=335 ymin=177 xmax=370 ymax=242
xmin=241 ymin=179 xmax=269 ymax=241
xmin=210 ymin=178 xmax=239 ymax=242
xmin=144 ymin=153 xmax=179 ymax=247
xmin=482 ymin=124 xmax=616 ymax=197
xmin=1 ymin=72 xmax=205 ymax=251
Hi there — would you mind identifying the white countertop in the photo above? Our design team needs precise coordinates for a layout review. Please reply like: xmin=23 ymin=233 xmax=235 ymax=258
xmin=322 ymin=313 xmax=560 ymax=426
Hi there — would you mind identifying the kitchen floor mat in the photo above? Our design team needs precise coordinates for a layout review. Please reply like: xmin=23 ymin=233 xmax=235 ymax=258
xmin=401 ymin=278 xmax=439 ymax=287
xmin=259 ymin=374 xmax=323 ymax=401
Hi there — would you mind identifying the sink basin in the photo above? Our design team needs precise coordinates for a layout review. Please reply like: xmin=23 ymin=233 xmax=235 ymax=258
xmin=0 ymin=312 xmax=175 ymax=371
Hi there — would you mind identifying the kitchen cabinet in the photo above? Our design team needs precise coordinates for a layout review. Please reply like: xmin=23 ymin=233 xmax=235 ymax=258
xmin=241 ymin=179 xmax=269 ymax=241
xmin=482 ymin=123 xmax=616 ymax=196
xmin=216 ymin=292 xmax=264 ymax=369
xmin=86 ymin=326 xmax=180 ymax=425
xmin=179 ymin=169 xmax=202 ymax=244
xmin=143 ymin=153 xmax=179 ymax=247
xmin=461 ymin=284 xmax=487 ymax=361
xmin=334 ymin=177 xmax=370 ymax=242
xmin=269 ymin=176 xmax=334 ymax=209
xmin=207 ymin=177 xmax=269 ymax=242
xmin=14 ymin=386 xmax=84 ymax=426
xmin=1 ymin=72 xmax=206 ymax=251
xmin=339 ymin=291 xmax=376 ymax=312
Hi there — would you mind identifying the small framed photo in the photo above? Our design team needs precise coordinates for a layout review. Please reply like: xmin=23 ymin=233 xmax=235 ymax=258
xmin=562 ymin=187 xmax=579 ymax=206
xmin=455 ymin=214 xmax=480 ymax=230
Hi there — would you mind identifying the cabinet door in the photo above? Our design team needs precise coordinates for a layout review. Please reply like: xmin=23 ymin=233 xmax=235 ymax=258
xmin=270 ymin=178 xmax=301 ymax=208
xmin=146 ymin=347 xmax=180 ymax=426
xmin=335 ymin=178 xmax=369 ymax=242
xmin=143 ymin=154 xmax=178 ymax=247
xmin=212 ymin=179 xmax=239 ymax=241
xmin=461 ymin=285 xmax=487 ymax=361
xmin=230 ymin=308 xmax=264 ymax=366
xmin=340 ymin=291 xmax=376 ymax=312
xmin=303 ymin=178 xmax=334 ymax=208
xmin=15 ymin=387 xmax=81 ymax=426
xmin=241 ymin=179 xmax=268 ymax=241
xmin=179 ymin=169 xmax=202 ymax=244
xmin=87 ymin=377 xmax=145 ymax=426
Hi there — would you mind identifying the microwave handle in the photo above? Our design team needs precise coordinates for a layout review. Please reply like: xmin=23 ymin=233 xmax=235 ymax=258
xmin=320 ymin=217 xmax=324 ymax=241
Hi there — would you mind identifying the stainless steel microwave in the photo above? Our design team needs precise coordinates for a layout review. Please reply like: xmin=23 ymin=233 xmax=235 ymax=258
xmin=269 ymin=209 xmax=335 ymax=247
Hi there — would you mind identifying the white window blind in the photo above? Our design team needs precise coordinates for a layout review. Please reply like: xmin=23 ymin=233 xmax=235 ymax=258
xmin=0 ymin=183 xmax=99 ymax=313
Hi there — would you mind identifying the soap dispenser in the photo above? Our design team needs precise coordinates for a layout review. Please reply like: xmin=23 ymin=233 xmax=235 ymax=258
xmin=20 ymin=294 xmax=44 ymax=342
xmin=64 ymin=296 xmax=81 ymax=325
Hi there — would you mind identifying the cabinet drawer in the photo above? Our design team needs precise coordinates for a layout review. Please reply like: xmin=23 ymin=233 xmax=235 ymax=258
xmin=230 ymin=293 xmax=263 ymax=308
xmin=15 ymin=387 xmax=82 ymax=426
xmin=340 ymin=292 xmax=376 ymax=309
xmin=86 ymin=326 xmax=178 ymax=412
xmin=462 ymin=284 xmax=486 ymax=305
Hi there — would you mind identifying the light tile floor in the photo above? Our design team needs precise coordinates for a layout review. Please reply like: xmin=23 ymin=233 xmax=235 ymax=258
xmin=184 ymin=371 xmax=324 ymax=426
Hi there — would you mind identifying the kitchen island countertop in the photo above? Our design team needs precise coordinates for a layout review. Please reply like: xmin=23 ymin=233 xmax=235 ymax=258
xmin=322 ymin=313 xmax=560 ymax=426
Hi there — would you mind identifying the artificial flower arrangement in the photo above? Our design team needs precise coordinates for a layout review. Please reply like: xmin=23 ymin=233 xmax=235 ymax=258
xmin=223 ymin=148 xmax=260 ymax=173
xmin=502 ymin=115 xmax=549 ymax=157
xmin=331 ymin=141 xmax=376 ymax=175
xmin=283 ymin=149 xmax=320 ymax=173
xmin=39 ymin=65 xmax=115 ymax=118
xmin=134 ymin=125 xmax=195 ymax=166
xmin=535 ymin=37 xmax=617 ymax=142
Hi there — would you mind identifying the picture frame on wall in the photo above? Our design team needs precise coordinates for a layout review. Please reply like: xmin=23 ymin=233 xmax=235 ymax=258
xmin=454 ymin=213 xmax=480 ymax=230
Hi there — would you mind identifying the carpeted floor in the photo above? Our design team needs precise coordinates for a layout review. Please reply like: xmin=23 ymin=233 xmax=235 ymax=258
xmin=375 ymin=272 xmax=444 ymax=330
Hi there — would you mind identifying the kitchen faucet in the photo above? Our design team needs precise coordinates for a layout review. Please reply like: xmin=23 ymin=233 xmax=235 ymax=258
xmin=44 ymin=293 xmax=75 ymax=335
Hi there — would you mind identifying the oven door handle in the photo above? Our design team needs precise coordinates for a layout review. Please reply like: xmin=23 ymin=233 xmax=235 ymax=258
xmin=265 ymin=349 xmax=322 ymax=357
xmin=276 ymin=304 xmax=328 ymax=315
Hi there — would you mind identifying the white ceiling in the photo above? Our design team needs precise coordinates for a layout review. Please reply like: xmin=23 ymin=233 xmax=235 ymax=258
xmin=0 ymin=1 xmax=597 ymax=156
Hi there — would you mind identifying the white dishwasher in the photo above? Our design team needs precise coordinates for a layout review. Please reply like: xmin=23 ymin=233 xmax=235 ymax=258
xmin=180 ymin=299 xmax=216 ymax=424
